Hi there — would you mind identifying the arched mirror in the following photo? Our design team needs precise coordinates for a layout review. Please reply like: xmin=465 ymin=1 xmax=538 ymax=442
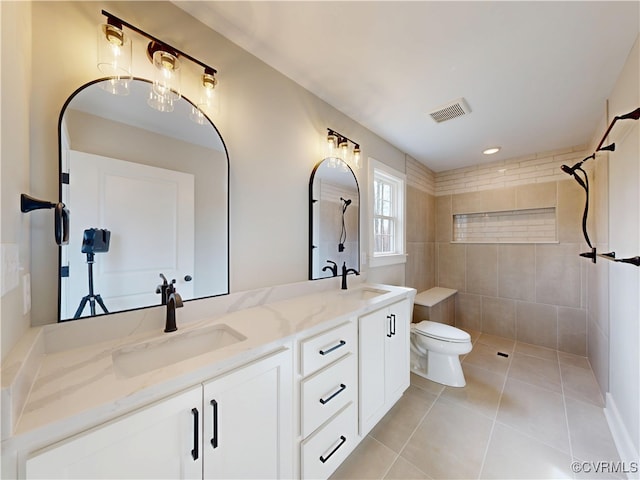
xmin=309 ymin=158 xmax=360 ymax=280
xmin=58 ymin=78 xmax=229 ymax=321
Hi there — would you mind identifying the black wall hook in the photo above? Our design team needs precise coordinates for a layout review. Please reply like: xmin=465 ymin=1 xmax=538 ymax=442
xmin=20 ymin=193 xmax=70 ymax=246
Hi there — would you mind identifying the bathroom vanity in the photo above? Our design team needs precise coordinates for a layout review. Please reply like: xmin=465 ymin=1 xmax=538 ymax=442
xmin=1 ymin=281 xmax=415 ymax=479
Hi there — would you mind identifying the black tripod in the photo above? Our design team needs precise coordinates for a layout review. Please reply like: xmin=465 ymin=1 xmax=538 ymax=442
xmin=73 ymin=252 xmax=109 ymax=319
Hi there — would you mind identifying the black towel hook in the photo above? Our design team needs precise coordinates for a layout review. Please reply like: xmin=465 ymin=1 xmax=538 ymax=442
xmin=20 ymin=193 xmax=70 ymax=246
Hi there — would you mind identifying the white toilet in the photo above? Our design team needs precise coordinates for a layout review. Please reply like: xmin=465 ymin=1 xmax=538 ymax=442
xmin=410 ymin=320 xmax=472 ymax=387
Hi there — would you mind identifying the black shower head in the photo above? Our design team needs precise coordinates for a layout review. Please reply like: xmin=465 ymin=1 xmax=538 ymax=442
xmin=341 ymin=197 xmax=352 ymax=207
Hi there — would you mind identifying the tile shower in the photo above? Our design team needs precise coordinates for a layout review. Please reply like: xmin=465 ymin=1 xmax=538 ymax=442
xmin=405 ymin=146 xmax=594 ymax=356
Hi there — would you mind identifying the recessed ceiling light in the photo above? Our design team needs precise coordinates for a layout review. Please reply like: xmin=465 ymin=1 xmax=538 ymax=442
xmin=483 ymin=147 xmax=501 ymax=155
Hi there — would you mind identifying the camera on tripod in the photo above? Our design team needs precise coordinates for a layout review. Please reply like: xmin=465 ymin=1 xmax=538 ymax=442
xmin=81 ymin=228 xmax=111 ymax=254
xmin=74 ymin=228 xmax=111 ymax=319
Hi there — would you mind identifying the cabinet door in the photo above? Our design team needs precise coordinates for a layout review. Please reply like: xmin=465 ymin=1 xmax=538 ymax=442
xmin=358 ymin=307 xmax=386 ymax=436
xmin=203 ymin=348 xmax=292 ymax=479
xmin=26 ymin=386 xmax=203 ymax=479
xmin=385 ymin=299 xmax=411 ymax=401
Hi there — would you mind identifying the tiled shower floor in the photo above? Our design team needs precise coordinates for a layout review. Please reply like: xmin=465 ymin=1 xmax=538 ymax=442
xmin=330 ymin=332 xmax=622 ymax=479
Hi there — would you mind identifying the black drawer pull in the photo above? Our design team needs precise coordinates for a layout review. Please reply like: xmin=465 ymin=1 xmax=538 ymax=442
xmin=191 ymin=408 xmax=199 ymax=461
xmin=319 ymin=436 xmax=347 ymax=464
xmin=319 ymin=384 xmax=347 ymax=405
xmin=391 ymin=313 xmax=396 ymax=336
xmin=210 ymin=399 xmax=218 ymax=449
xmin=319 ymin=340 xmax=346 ymax=356
xmin=387 ymin=315 xmax=393 ymax=337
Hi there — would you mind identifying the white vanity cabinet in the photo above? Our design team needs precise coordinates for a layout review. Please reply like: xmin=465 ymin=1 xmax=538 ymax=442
xmin=202 ymin=347 xmax=293 ymax=479
xmin=296 ymin=320 xmax=358 ymax=479
xmin=358 ymin=298 xmax=411 ymax=436
xmin=25 ymin=348 xmax=292 ymax=480
xmin=25 ymin=386 xmax=203 ymax=479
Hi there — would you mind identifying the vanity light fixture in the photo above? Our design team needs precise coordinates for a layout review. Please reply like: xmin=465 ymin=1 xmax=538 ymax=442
xmin=97 ymin=16 xmax=132 ymax=95
xmin=98 ymin=10 xmax=219 ymax=115
xmin=324 ymin=128 xmax=362 ymax=170
xmin=483 ymin=146 xmax=501 ymax=155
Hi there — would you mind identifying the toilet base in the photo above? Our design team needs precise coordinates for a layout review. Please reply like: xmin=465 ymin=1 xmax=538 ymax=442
xmin=410 ymin=349 xmax=466 ymax=387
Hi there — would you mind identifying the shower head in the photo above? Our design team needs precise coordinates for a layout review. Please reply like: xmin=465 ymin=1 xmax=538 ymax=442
xmin=341 ymin=197 xmax=352 ymax=207
xmin=561 ymin=153 xmax=595 ymax=176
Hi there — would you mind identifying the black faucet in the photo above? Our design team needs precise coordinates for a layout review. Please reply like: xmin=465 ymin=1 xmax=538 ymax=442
xmin=164 ymin=280 xmax=183 ymax=333
xmin=341 ymin=262 xmax=360 ymax=290
xmin=155 ymin=273 xmax=170 ymax=305
xmin=322 ymin=260 xmax=338 ymax=277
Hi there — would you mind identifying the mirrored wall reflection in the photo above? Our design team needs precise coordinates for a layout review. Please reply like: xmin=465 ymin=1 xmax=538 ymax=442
xmin=309 ymin=159 xmax=360 ymax=280
xmin=59 ymin=78 xmax=229 ymax=321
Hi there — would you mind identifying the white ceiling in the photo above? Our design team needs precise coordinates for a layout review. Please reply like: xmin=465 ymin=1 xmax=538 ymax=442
xmin=173 ymin=1 xmax=639 ymax=172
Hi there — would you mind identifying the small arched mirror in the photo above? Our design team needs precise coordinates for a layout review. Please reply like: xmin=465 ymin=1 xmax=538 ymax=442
xmin=309 ymin=158 xmax=360 ymax=279
xmin=59 ymin=78 xmax=229 ymax=321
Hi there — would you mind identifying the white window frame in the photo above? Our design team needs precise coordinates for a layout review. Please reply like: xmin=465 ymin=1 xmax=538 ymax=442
xmin=368 ymin=158 xmax=406 ymax=267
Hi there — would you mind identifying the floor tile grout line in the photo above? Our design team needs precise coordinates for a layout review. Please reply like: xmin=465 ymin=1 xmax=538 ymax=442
xmin=476 ymin=346 xmax=514 ymax=479
xmin=558 ymin=360 xmax=577 ymax=468
xmin=387 ymin=381 xmax=444 ymax=479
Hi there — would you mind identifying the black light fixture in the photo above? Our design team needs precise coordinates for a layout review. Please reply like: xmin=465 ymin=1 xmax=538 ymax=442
xmin=325 ymin=129 xmax=362 ymax=170
xmin=98 ymin=10 xmax=219 ymax=117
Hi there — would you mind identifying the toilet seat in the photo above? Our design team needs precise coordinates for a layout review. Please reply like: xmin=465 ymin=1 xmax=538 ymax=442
xmin=412 ymin=321 xmax=470 ymax=343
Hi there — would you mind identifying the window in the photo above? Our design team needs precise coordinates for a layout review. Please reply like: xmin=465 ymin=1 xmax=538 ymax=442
xmin=369 ymin=159 xmax=406 ymax=267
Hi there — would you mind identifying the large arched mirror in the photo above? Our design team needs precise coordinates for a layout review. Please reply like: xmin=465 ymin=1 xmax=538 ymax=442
xmin=59 ymin=78 xmax=229 ymax=321
xmin=309 ymin=158 xmax=360 ymax=280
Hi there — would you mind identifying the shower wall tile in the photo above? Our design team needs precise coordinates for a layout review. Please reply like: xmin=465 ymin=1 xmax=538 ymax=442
xmin=436 ymin=195 xmax=452 ymax=242
xmin=438 ymin=242 xmax=465 ymax=291
xmin=515 ymin=182 xmax=557 ymax=209
xmin=497 ymin=244 xmax=535 ymax=302
xmin=452 ymin=187 xmax=516 ymax=215
xmin=466 ymin=244 xmax=498 ymax=296
xmin=516 ymin=301 xmax=558 ymax=349
xmin=482 ymin=297 xmax=516 ymax=339
xmin=535 ymin=244 xmax=581 ymax=308
xmin=557 ymin=179 xmax=585 ymax=244
xmin=455 ymin=293 xmax=482 ymax=331
xmin=558 ymin=307 xmax=587 ymax=356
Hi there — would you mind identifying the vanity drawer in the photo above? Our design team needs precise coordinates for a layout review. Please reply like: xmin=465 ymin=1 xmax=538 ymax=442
xmin=301 ymin=353 xmax=356 ymax=438
xmin=301 ymin=402 xmax=356 ymax=480
xmin=300 ymin=321 xmax=356 ymax=376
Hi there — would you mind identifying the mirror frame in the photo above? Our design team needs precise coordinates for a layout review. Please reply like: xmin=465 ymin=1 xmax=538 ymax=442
xmin=308 ymin=158 xmax=360 ymax=280
xmin=57 ymin=77 xmax=230 ymax=322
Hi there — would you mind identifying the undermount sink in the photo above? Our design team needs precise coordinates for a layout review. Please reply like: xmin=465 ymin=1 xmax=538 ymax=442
xmin=341 ymin=287 xmax=389 ymax=300
xmin=112 ymin=324 xmax=246 ymax=378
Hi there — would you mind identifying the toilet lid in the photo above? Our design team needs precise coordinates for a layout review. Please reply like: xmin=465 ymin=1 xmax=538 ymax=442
xmin=413 ymin=321 xmax=471 ymax=343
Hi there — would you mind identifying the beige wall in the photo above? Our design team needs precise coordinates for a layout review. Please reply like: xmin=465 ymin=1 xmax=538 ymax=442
xmin=1 ymin=2 xmax=32 ymax=360
xmin=434 ymin=174 xmax=590 ymax=355
xmin=605 ymin=35 xmax=639 ymax=463
xmin=405 ymin=157 xmax=436 ymax=295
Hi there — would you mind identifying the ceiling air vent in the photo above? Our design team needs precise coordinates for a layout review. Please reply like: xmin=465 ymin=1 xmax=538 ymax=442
xmin=428 ymin=97 xmax=471 ymax=123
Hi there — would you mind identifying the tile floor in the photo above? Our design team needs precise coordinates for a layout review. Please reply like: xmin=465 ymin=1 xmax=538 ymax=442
xmin=330 ymin=331 xmax=623 ymax=480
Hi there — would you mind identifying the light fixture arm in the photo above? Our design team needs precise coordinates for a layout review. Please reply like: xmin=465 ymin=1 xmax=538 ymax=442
xmin=327 ymin=128 xmax=359 ymax=151
xmin=101 ymin=10 xmax=217 ymax=75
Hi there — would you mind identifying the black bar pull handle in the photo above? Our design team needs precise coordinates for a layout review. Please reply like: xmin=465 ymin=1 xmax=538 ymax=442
xmin=210 ymin=399 xmax=218 ymax=449
xmin=391 ymin=313 xmax=396 ymax=336
xmin=319 ymin=436 xmax=347 ymax=464
xmin=191 ymin=408 xmax=199 ymax=460
xmin=319 ymin=384 xmax=346 ymax=405
xmin=387 ymin=315 xmax=393 ymax=337
xmin=319 ymin=340 xmax=346 ymax=355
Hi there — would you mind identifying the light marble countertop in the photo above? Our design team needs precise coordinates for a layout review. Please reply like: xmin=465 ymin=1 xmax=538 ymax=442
xmin=1 ymin=280 xmax=415 ymax=454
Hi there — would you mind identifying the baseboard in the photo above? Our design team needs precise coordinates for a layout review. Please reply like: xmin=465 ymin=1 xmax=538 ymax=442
xmin=605 ymin=392 xmax=640 ymax=479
